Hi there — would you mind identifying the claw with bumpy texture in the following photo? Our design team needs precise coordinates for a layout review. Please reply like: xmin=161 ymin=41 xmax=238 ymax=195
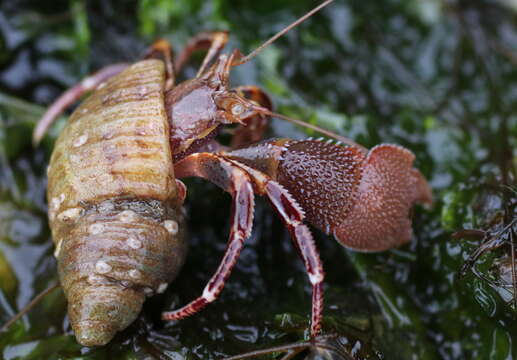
xmin=227 ymin=139 xmax=432 ymax=252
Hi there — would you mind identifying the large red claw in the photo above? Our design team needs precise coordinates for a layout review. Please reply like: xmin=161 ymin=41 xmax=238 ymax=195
xmin=333 ymin=144 xmax=432 ymax=252
xmin=227 ymin=139 xmax=431 ymax=253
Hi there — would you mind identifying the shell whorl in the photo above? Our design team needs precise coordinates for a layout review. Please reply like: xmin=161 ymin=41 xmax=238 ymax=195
xmin=47 ymin=59 xmax=176 ymax=215
xmin=55 ymin=200 xmax=186 ymax=346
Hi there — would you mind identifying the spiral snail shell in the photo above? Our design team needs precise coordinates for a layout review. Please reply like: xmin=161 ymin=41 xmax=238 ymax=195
xmin=47 ymin=59 xmax=187 ymax=346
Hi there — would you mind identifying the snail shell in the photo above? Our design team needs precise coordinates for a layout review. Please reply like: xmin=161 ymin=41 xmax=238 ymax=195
xmin=47 ymin=60 xmax=187 ymax=346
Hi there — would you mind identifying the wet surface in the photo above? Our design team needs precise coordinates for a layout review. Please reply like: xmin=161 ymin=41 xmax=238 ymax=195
xmin=1 ymin=0 xmax=517 ymax=359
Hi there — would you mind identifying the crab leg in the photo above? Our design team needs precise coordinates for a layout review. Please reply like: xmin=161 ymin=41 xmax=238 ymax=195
xmin=33 ymin=38 xmax=178 ymax=145
xmin=142 ymin=38 xmax=176 ymax=90
xmin=162 ymin=153 xmax=255 ymax=319
xmin=163 ymin=152 xmax=325 ymax=336
xmin=227 ymin=159 xmax=325 ymax=336
xmin=32 ymin=63 xmax=128 ymax=145
xmin=174 ymin=31 xmax=229 ymax=76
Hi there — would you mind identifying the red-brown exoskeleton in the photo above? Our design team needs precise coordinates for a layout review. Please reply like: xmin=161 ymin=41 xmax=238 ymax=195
xmin=28 ymin=0 xmax=432 ymax=347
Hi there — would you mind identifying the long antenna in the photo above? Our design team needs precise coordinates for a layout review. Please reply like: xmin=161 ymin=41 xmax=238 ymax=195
xmin=33 ymin=63 xmax=128 ymax=145
xmin=233 ymin=0 xmax=334 ymax=66
xmin=260 ymin=109 xmax=368 ymax=153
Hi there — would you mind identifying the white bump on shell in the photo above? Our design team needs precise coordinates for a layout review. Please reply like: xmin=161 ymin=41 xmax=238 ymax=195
xmin=57 ymin=207 xmax=83 ymax=222
xmin=118 ymin=210 xmax=136 ymax=223
xmin=128 ymin=269 xmax=141 ymax=279
xmin=50 ymin=197 xmax=60 ymax=210
xmin=95 ymin=260 xmax=112 ymax=274
xmin=163 ymin=220 xmax=179 ymax=235
xmin=53 ymin=240 xmax=63 ymax=258
xmin=89 ymin=223 xmax=104 ymax=235
xmin=127 ymin=237 xmax=142 ymax=249
xmin=73 ymin=134 xmax=88 ymax=147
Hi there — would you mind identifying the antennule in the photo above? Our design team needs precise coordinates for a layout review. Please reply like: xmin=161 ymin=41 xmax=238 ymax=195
xmin=257 ymin=107 xmax=368 ymax=153
xmin=232 ymin=0 xmax=334 ymax=66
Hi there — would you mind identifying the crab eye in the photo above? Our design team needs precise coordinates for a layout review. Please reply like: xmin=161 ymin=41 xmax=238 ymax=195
xmin=231 ymin=103 xmax=245 ymax=116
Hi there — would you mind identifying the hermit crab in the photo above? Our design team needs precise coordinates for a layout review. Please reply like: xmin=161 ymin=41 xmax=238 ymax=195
xmin=21 ymin=0 xmax=431 ymax=347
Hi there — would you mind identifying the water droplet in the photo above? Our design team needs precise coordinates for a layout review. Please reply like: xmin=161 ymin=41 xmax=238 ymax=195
xmin=163 ymin=220 xmax=178 ymax=235
xmin=81 ymin=77 xmax=96 ymax=89
xmin=157 ymin=282 xmax=168 ymax=294
xmin=144 ymin=287 xmax=154 ymax=297
xmin=95 ymin=260 xmax=112 ymax=274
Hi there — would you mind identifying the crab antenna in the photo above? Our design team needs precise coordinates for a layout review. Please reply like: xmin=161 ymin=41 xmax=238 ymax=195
xmin=232 ymin=0 xmax=334 ymax=66
xmin=259 ymin=108 xmax=368 ymax=153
